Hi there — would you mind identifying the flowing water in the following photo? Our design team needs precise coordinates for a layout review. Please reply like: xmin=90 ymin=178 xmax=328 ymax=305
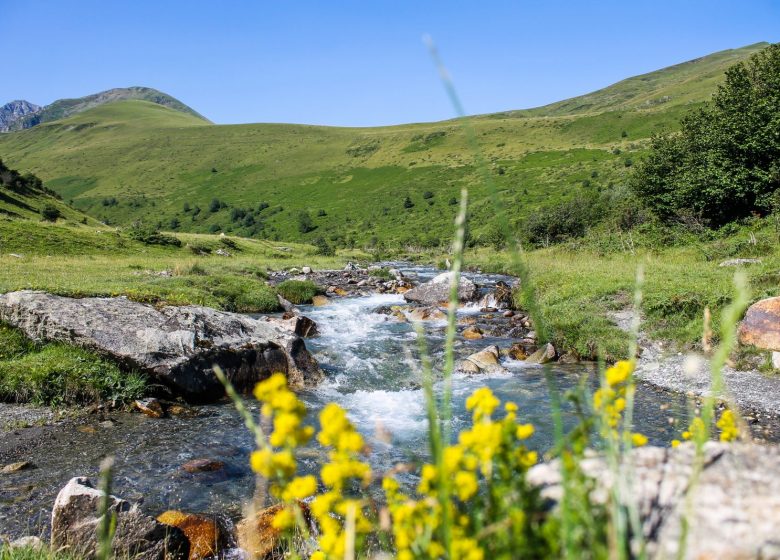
xmin=0 ymin=265 xmax=696 ymax=538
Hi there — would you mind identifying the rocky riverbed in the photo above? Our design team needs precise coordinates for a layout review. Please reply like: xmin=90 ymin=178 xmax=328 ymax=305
xmin=2 ymin=263 xmax=780 ymax=557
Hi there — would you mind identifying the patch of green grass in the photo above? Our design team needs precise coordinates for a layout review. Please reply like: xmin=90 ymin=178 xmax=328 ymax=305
xmin=369 ymin=267 xmax=393 ymax=280
xmin=0 ymin=546 xmax=79 ymax=560
xmin=275 ymin=280 xmax=321 ymax=305
xmin=0 ymin=324 xmax=147 ymax=406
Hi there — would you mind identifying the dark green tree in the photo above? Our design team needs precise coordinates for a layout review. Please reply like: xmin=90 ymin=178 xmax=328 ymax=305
xmin=630 ymin=43 xmax=780 ymax=226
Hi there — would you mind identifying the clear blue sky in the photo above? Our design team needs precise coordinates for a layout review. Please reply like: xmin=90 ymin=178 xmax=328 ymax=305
xmin=2 ymin=0 xmax=778 ymax=126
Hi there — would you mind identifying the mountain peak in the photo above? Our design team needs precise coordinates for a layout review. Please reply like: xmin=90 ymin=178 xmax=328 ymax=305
xmin=0 ymin=87 xmax=207 ymax=133
xmin=0 ymin=100 xmax=42 ymax=132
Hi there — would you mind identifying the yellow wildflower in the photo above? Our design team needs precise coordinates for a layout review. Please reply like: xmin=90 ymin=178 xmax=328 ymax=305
xmin=454 ymin=470 xmax=478 ymax=501
xmin=516 ymin=423 xmax=535 ymax=440
xmin=281 ymin=475 xmax=317 ymax=501
xmin=465 ymin=387 xmax=499 ymax=421
xmin=716 ymin=409 xmax=739 ymax=442
xmin=271 ymin=507 xmax=294 ymax=530
xmin=605 ymin=360 xmax=633 ymax=387
xmin=631 ymin=432 xmax=648 ymax=447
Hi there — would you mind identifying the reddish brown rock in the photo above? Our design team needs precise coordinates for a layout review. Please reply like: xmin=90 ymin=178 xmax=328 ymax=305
xmin=157 ymin=511 xmax=228 ymax=560
xmin=739 ymin=297 xmax=780 ymax=350
xmin=181 ymin=459 xmax=224 ymax=474
xmin=462 ymin=326 xmax=484 ymax=340
xmin=237 ymin=502 xmax=311 ymax=560
xmin=134 ymin=398 xmax=164 ymax=418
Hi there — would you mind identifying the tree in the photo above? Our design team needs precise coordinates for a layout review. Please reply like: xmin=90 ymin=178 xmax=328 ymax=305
xmin=423 ymin=191 xmax=434 ymax=199
xmin=314 ymin=236 xmax=335 ymax=256
xmin=40 ymin=204 xmax=60 ymax=222
xmin=298 ymin=211 xmax=315 ymax=233
xmin=209 ymin=198 xmax=221 ymax=213
xmin=183 ymin=202 xmax=191 ymax=213
xmin=169 ymin=217 xmax=181 ymax=230
xmin=631 ymin=43 xmax=780 ymax=226
xmin=403 ymin=196 xmax=414 ymax=209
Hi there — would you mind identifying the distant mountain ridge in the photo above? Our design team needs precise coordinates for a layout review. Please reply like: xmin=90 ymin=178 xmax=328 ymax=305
xmin=0 ymin=87 xmax=207 ymax=132
xmin=0 ymin=100 xmax=42 ymax=132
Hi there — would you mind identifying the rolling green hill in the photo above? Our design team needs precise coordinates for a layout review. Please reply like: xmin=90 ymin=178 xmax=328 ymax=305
xmin=0 ymin=86 xmax=208 ymax=132
xmin=0 ymin=42 xmax=769 ymax=248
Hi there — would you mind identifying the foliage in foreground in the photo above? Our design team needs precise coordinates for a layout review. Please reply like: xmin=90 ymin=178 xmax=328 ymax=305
xmin=0 ymin=324 xmax=146 ymax=406
xmin=275 ymin=280 xmax=321 ymax=305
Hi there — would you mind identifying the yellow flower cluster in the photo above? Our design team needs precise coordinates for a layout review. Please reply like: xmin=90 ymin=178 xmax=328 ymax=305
xmin=716 ymin=409 xmax=739 ymax=442
xmin=383 ymin=387 xmax=538 ymax=560
xmin=249 ymin=374 xmax=317 ymax=531
xmin=310 ymin=403 xmax=373 ymax=558
xmin=671 ymin=416 xmax=706 ymax=448
xmin=593 ymin=360 xmax=647 ymax=446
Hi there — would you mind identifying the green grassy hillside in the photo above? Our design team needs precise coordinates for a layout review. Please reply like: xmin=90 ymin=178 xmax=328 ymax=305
xmin=0 ymin=43 xmax=768 ymax=248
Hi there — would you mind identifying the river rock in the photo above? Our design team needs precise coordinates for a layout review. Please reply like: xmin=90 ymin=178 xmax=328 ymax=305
xmin=407 ymin=306 xmax=446 ymax=321
xmin=134 ymin=398 xmax=164 ymax=418
xmin=1 ymin=461 xmax=34 ymax=473
xmin=157 ymin=511 xmax=232 ymax=560
xmin=403 ymin=272 xmax=478 ymax=306
xmin=462 ymin=326 xmax=483 ymax=340
xmin=9 ymin=536 xmax=44 ymax=550
xmin=181 ymin=459 xmax=225 ymax=474
xmin=301 ymin=266 xmax=312 ymax=274
xmin=507 ymin=343 xmax=528 ymax=360
xmin=237 ymin=502 xmax=312 ymax=560
xmin=51 ymin=477 xmax=189 ymax=560
xmin=458 ymin=345 xmax=506 ymax=374
xmin=0 ymin=291 xmax=321 ymax=403
xmin=478 ymin=281 xmax=513 ymax=310
xmin=526 ymin=343 xmax=556 ymax=364
xmin=527 ymin=442 xmax=780 ymax=559
xmin=265 ymin=314 xmax=319 ymax=338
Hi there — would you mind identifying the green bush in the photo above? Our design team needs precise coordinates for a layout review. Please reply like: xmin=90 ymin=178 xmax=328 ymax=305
xmin=631 ymin=43 xmax=780 ymax=226
xmin=127 ymin=223 xmax=182 ymax=247
xmin=368 ymin=267 xmax=393 ymax=280
xmin=276 ymin=280 xmax=320 ymax=304
xmin=40 ymin=204 xmax=61 ymax=222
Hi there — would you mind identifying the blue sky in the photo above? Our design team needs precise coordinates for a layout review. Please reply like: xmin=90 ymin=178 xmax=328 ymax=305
xmin=2 ymin=1 xmax=778 ymax=126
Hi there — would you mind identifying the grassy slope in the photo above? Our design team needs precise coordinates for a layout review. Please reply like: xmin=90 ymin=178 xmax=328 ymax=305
xmin=0 ymin=44 xmax=767 ymax=247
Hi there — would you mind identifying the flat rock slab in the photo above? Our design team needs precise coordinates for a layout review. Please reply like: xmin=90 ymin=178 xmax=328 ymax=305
xmin=739 ymin=296 xmax=780 ymax=351
xmin=528 ymin=442 xmax=780 ymax=559
xmin=0 ymin=291 xmax=321 ymax=402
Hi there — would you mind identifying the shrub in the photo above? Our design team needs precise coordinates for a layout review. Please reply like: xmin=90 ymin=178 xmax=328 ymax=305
xmin=298 ymin=211 xmax=315 ymax=233
xmin=220 ymin=237 xmax=240 ymax=250
xmin=276 ymin=280 xmax=320 ymax=304
xmin=313 ymin=236 xmax=335 ymax=256
xmin=523 ymin=197 xmax=596 ymax=247
xmin=40 ymin=204 xmax=61 ymax=222
xmin=209 ymin=198 xmax=222 ymax=212
xmin=127 ymin=223 xmax=182 ymax=247
xmin=631 ymin=43 xmax=780 ymax=227
xmin=423 ymin=190 xmax=434 ymax=199
xmin=403 ymin=196 xmax=414 ymax=209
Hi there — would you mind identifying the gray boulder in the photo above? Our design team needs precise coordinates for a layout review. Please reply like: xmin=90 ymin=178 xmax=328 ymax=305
xmin=526 ymin=343 xmax=556 ymax=364
xmin=0 ymin=291 xmax=321 ymax=402
xmin=51 ymin=477 xmax=189 ymax=560
xmin=528 ymin=442 xmax=780 ymax=559
xmin=403 ymin=272 xmax=478 ymax=306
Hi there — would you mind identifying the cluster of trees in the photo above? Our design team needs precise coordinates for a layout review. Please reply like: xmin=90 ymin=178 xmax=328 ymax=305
xmin=518 ymin=43 xmax=779 ymax=248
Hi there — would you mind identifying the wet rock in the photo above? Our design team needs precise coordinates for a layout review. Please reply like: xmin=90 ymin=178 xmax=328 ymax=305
xmin=167 ymin=403 xmax=199 ymax=418
xmin=134 ymin=398 xmax=164 ymax=418
xmin=458 ymin=345 xmax=506 ymax=374
xmin=407 ymin=307 xmax=446 ymax=321
xmin=503 ymin=310 xmax=514 ymax=318
xmin=157 ymin=510 xmax=232 ymax=560
xmin=1 ymin=461 xmax=34 ymax=473
xmin=528 ymin=443 xmax=780 ymax=559
xmin=478 ymin=281 xmax=513 ymax=310
xmin=237 ymin=502 xmax=312 ymax=560
xmin=263 ymin=315 xmax=318 ymax=338
xmin=333 ymin=287 xmax=349 ymax=296
xmin=52 ymin=477 xmax=189 ymax=560
xmin=277 ymin=294 xmax=295 ymax=313
xmin=312 ymin=295 xmax=329 ymax=306
xmin=0 ymin=291 xmax=321 ymax=403
xmin=506 ymin=343 xmax=528 ymax=361
xmin=557 ymin=352 xmax=580 ymax=364
xmin=526 ymin=343 xmax=556 ymax=364
xmin=403 ymin=272 xmax=478 ymax=306
xmin=181 ymin=459 xmax=225 ymax=474
xmin=462 ymin=326 xmax=483 ymax=340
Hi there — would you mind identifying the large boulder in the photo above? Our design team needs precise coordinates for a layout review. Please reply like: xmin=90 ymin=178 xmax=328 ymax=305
xmin=457 ymin=345 xmax=507 ymax=374
xmin=739 ymin=296 xmax=780 ymax=351
xmin=51 ymin=477 xmax=189 ymax=560
xmin=403 ymin=272 xmax=478 ymax=306
xmin=528 ymin=443 xmax=780 ymax=559
xmin=0 ymin=291 xmax=321 ymax=402
xmin=478 ymin=281 xmax=514 ymax=310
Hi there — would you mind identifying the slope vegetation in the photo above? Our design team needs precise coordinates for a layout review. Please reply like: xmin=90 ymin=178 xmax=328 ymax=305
xmin=0 ymin=43 xmax=768 ymax=247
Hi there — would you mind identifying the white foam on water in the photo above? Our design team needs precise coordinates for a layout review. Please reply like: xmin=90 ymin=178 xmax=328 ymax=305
xmin=306 ymin=293 xmax=404 ymax=347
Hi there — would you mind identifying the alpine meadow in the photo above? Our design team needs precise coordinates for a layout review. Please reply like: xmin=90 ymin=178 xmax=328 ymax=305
xmin=2 ymin=7 xmax=780 ymax=559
